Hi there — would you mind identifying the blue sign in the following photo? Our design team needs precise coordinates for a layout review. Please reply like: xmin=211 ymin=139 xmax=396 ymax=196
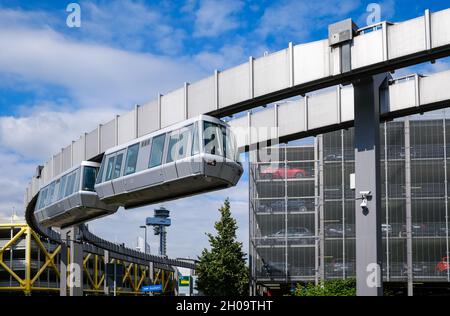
xmin=141 ymin=284 xmax=163 ymax=292
xmin=146 ymin=217 xmax=171 ymax=226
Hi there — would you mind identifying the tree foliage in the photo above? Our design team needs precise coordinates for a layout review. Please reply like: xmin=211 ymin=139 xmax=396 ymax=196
xmin=196 ymin=198 xmax=249 ymax=296
xmin=293 ymin=279 xmax=356 ymax=296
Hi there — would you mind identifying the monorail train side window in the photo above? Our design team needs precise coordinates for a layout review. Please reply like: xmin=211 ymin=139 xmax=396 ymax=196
xmin=192 ymin=123 xmax=200 ymax=156
xmin=65 ymin=173 xmax=75 ymax=197
xmin=38 ymin=188 xmax=47 ymax=209
xmin=52 ymin=179 xmax=61 ymax=204
xmin=166 ymin=131 xmax=179 ymax=163
xmin=124 ymin=143 xmax=140 ymax=175
xmin=46 ymin=181 xmax=56 ymax=206
xmin=203 ymin=121 xmax=223 ymax=156
xmin=149 ymin=134 xmax=165 ymax=168
xmin=96 ymin=157 xmax=106 ymax=184
xmin=113 ymin=153 xmax=124 ymax=179
xmin=58 ymin=175 xmax=68 ymax=200
xmin=73 ymin=168 xmax=81 ymax=192
xmin=178 ymin=124 xmax=193 ymax=160
xmin=83 ymin=166 xmax=97 ymax=191
xmin=104 ymin=155 xmax=116 ymax=181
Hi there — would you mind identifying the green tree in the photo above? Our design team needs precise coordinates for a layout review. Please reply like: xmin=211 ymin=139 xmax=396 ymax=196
xmin=293 ymin=279 xmax=356 ymax=296
xmin=196 ymin=198 xmax=249 ymax=296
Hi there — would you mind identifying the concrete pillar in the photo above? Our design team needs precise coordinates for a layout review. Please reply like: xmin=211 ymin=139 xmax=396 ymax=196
xmin=69 ymin=226 xmax=83 ymax=296
xmin=353 ymin=73 xmax=389 ymax=296
xmin=59 ymin=242 xmax=68 ymax=296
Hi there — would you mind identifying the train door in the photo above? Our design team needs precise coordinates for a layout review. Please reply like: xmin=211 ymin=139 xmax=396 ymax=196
xmin=101 ymin=152 xmax=118 ymax=198
xmin=189 ymin=122 xmax=202 ymax=174
xmin=163 ymin=130 xmax=179 ymax=182
xmin=111 ymin=149 xmax=126 ymax=195
xmin=203 ymin=121 xmax=225 ymax=178
xmin=175 ymin=124 xmax=194 ymax=178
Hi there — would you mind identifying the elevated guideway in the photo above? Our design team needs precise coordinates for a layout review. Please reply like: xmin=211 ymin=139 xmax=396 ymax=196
xmin=229 ymin=70 xmax=450 ymax=151
xmin=25 ymin=8 xmax=450 ymax=204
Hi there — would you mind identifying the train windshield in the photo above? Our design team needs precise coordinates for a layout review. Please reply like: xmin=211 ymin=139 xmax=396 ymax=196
xmin=203 ymin=121 xmax=237 ymax=160
xmin=82 ymin=166 xmax=97 ymax=191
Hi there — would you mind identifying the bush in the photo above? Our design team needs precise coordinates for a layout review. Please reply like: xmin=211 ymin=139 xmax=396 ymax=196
xmin=293 ymin=279 xmax=356 ymax=296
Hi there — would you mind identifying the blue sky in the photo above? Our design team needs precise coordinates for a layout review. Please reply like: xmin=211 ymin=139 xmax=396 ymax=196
xmin=1 ymin=0 xmax=450 ymax=259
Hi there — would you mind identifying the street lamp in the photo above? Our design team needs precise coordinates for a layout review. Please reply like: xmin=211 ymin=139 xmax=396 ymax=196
xmin=140 ymin=225 xmax=147 ymax=255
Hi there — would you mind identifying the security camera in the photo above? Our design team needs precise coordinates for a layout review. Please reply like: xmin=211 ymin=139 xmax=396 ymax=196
xmin=360 ymin=199 xmax=368 ymax=208
xmin=359 ymin=191 xmax=371 ymax=196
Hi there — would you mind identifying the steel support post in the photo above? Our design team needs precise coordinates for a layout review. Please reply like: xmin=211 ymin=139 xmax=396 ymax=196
xmin=404 ymin=119 xmax=414 ymax=296
xmin=59 ymin=242 xmax=68 ymax=296
xmin=69 ymin=226 xmax=83 ymax=296
xmin=353 ymin=73 xmax=389 ymax=296
xmin=103 ymin=250 xmax=109 ymax=295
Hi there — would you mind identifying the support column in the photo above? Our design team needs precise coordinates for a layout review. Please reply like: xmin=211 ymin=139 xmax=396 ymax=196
xmin=103 ymin=250 xmax=109 ymax=295
xmin=354 ymin=73 xmax=389 ymax=296
xmin=318 ymin=135 xmax=325 ymax=281
xmin=69 ymin=226 xmax=83 ymax=296
xmin=59 ymin=242 xmax=68 ymax=296
xmin=404 ymin=119 xmax=414 ymax=296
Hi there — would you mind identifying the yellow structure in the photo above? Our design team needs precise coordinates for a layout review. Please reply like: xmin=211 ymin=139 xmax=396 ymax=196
xmin=0 ymin=217 xmax=176 ymax=295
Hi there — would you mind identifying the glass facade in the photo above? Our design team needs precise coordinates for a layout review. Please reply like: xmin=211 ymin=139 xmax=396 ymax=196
xmin=249 ymin=112 xmax=450 ymax=294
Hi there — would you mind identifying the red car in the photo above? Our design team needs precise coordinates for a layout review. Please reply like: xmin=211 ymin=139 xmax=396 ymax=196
xmin=436 ymin=256 xmax=449 ymax=272
xmin=260 ymin=165 xmax=307 ymax=179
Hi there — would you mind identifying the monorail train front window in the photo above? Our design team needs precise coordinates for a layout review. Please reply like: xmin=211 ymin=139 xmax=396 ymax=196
xmin=221 ymin=126 xmax=237 ymax=160
xmin=203 ymin=121 xmax=223 ymax=156
xmin=82 ymin=166 xmax=97 ymax=191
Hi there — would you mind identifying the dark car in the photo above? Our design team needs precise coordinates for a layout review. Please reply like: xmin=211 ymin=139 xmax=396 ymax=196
xmin=257 ymin=199 xmax=308 ymax=213
xmin=327 ymin=259 xmax=355 ymax=275
xmin=325 ymin=223 xmax=354 ymax=237
xmin=261 ymin=262 xmax=288 ymax=277
xmin=398 ymin=223 xmax=438 ymax=237
xmin=272 ymin=227 xmax=314 ymax=245
xmin=401 ymin=262 xmax=430 ymax=276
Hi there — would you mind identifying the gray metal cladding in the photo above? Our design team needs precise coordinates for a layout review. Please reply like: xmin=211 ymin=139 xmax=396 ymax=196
xmin=53 ymin=153 xmax=62 ymax=177
xmin=62 ymin=145 xmax=71 ymax=172
xmin=187 ymin=75 xmax=216 ymax=118
xmin=100 ymin=119 xmax=116 ymax=153
xmin=160 ymin=87 xmax=185 ymax=128
xmin=253 ymin=49 xmax=290 ymax=97
xmin=388 ymin=16 xmax=426 ymax=60
xmin=293 ymin=40 xmax=331 ymax=84
xmin=307 ymin=89 xmax=339 ymax=130
xmin=138 ymin=100 xmax=159 ymax=137
xmin=85 ymin=127 xmax=99 ymax=159
xmin=218 ymin=62 xmax=251 ymax=108
xmin=72 ymin=135 xmax=86 ymax=165
xmin=431 ymin=9 xmax=450 ymax=48
xmin=118 ymin=110 xmax=136 ymax=144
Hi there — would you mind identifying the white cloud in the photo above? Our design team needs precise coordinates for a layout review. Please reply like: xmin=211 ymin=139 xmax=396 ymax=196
xmin=193 ymin=0 xmax=244 ymax=38
xmin=257 ymin=0 xmax=360 ymax=45
xmin=78 ymin=1 xmax=187 ymax=54
xmin=0 ymin=104 xmax=123 ymax=160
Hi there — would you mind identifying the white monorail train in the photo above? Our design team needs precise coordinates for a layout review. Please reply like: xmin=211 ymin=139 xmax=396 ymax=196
xmin=34 ymin=161 xmax=119 ymax=227
xmin=95 ymin=115 xmax=243 ymax=209
xmin=35 ymin=115 xmax=243 ymax=227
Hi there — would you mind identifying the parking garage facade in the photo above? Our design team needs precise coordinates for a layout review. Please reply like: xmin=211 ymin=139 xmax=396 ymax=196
xmin=249 ymin=110 xmax=450 ymax=295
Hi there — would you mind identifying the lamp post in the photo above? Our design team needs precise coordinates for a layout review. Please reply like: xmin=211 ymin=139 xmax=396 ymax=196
xmin=140 ymin=225 xmax=147 ymax=255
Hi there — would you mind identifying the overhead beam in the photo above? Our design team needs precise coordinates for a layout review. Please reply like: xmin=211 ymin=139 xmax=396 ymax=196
xmin=25 ymin=8 xmax=450 ymax=203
